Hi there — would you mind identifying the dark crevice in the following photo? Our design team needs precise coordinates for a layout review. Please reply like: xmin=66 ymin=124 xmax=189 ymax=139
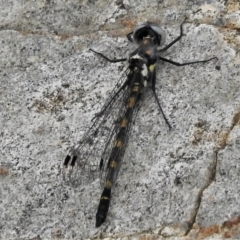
xmin=185 ymin=150 xmax=218 ymax=235
xmin=231 ymin=112 xmax=240 ymax=130
xmin=185 ymin=111 xmax=240 ymax=235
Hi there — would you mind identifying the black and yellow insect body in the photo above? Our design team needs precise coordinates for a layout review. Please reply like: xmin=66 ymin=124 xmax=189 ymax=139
xmin=63 ymin=18 xmax=216 ymax=227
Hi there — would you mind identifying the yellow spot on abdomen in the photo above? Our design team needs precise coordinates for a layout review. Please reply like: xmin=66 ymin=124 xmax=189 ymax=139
xmin=132 ymin=85 xmax=140 ymax=92
xmin=101 ymin=196 xmax=110 ymax=200
xmin=121 ymin=118 xmax=128 ymax=127
xmin=104 ymin=181 xmax=112 ymax=188
xmin=109 ymin=161 xmax=117 ymax=168
xmin=128 ymin=97 xmax=136 ymax=108
xmin=115 ymin=140 xmax=122 ymax=147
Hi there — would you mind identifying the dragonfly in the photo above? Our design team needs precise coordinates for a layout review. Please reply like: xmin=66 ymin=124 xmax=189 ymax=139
xmin=63 ymin=17 xmax=216 ymax=227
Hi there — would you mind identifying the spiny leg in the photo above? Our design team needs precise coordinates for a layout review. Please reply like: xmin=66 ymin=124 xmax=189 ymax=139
xmin=159 ymin=56 xmax=217 ymax=66
xmin=126 ymin=31 xmax=134 ymax=42
xmin=155 ymin=55 xmax=217 ymax=129
xmin=89 ymin=49 xmax=127 ymax=63
xmin=159 ymin=17 xmax=187 ymax=52
xmin=151 ymin=69 xmax=172 ymax=130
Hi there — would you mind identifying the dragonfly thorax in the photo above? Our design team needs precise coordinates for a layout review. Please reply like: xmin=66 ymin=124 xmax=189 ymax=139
xmin=130 ymin=45 xmax=158 ymax=67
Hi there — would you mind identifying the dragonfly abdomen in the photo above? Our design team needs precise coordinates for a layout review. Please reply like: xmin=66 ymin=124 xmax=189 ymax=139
xmin=95 ymin=79 xmax=142 ymax=227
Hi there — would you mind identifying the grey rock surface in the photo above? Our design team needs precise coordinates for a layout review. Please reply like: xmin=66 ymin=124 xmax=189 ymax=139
xmin=0 ymin=0 xmax=240 ymax=239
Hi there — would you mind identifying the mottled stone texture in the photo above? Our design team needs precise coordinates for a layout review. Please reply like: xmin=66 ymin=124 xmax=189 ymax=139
xmin=0 ymin=0 xmax=240 ymax=239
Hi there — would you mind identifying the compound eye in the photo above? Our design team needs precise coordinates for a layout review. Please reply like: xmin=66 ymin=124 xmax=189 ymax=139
xmin=149 ymin=23 xmax=166 ymax=46
xmin=133 ymin=22 xmax=166 ymax=46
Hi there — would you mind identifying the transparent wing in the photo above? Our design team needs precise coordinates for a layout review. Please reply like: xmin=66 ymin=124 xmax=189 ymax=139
xmin=63 ymin=68 xmax=134 ymax=186
xmin=99 ymin=101 xmax=140 ymax=187
xmin=98 ymin=68 xmax=144 ymax=188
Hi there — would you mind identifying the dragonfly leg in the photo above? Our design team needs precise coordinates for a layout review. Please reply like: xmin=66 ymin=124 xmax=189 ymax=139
xmin=126 ymin=31 xmax=133 ymax=42
xmin=159 ymin=17 xmax=187 ymax=52
xmin=151 ymin=70 xmax=172 ymax=130
xmin=90 ymin=49 xmax=127 ymax=63
xmin=159 ymin=56 xmax=217 ymax=66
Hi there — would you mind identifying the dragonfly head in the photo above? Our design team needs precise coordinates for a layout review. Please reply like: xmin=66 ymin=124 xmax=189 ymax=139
xmin=133 ymin=22 xmax=166 ymax=46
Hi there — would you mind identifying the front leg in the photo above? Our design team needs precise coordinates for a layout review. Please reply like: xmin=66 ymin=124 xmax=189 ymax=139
xmin=159 ymin=56 xmax=217 ymax=66
xmin=159 ymin=17 xmax=187 ymax=52
xmin=90 ymin=49 xmax=127 ymax=63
